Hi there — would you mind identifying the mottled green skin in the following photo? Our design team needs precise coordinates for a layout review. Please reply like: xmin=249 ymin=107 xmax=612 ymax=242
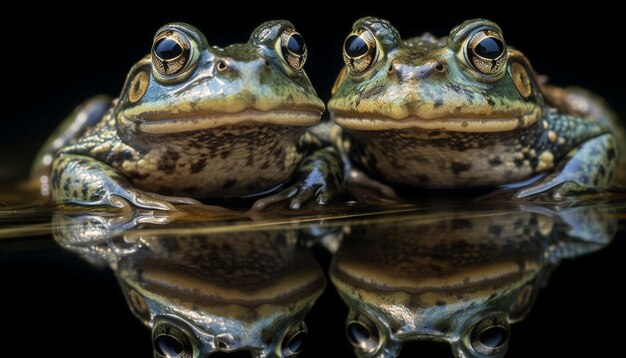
xmin=42 ymin=21 xmax=341 ymax=210
xmin=329 ymin=17 xmax=621 ymax=198
xmin=330 ymin=204 xmax=615 ymax=358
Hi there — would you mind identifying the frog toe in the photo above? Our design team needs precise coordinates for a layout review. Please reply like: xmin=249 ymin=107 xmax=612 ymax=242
xmin=345 ymin=168 xmax=399 ymax=202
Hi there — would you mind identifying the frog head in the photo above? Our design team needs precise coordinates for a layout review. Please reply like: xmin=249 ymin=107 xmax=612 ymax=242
xmin=329 ymin=17 xmax=543 ymax=133
xmin=115 ymin=21 xmax=324 ymax=135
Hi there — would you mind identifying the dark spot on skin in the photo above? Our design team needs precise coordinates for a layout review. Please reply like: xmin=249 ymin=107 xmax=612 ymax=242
xmin=416 ymin=174 xmax=430 ymax=183
xmin=220 ymin=149 xmax=232 ymax=160
xmin=485 ymin=97 xmax=495 ymax=106
xmin=607 ymin=148 xmax=615 ymax=160
xmin=489 ymin=225 xmax=503 ymax=237
xmin=489 ymin=157 xmax=503 ymax=166
xmin=461 ymin=121 xmax=469 ymax=128
xmin=190 ymin=158 xmax=208 ymax=174
xmin=157 ymin=149 xmax=180 ymax=174
xmin=451 ymin=162 xmax=472 ymax=175
xmin=51 ymin=168 xmax=61 ymax=190
xmin=81 ymin=182 xmax=89 ymax=197
xmin=362 ymin=85 xmax=384 ymax=99
xmin=598 ymin=165 xmax=606 ymax=177
xmin=90 ymin=193 xmax=100 ymax=201
xmin=451 ymin=219 xmax=472 ymax=230
xmin=428 ymin=131 xmax=441 ymax=136
xmin=434 ymin=99 xmax=444 ymax=108
xmin=436 ymin=300 xmax=446 ymax=306
xmin=63 ymin=178 xmax=71 ymax=192
xmin=222 ymin=179 xmax=237 ymax=189
xmin=608 ymin=169 xmax=614 ymax=180
xmin=126 ymin=171 xmax=149 ymax=180
xmin=107 ymin=149 xmax=134 ymax=166
xmin=260 ymin=161 xmax=270 ymax=170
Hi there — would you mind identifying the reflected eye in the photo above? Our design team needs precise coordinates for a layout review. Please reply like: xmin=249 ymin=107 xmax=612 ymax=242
xmin=155 ymin=335 xmax=184 ymax=357
xmin=346 ymin=313 xmax=380 ymax=354
xmin=281 ymin=321 xmax=307 ymax=357
xmin=465 ymin=28 xmax=507 ymax=76
xmin=343 ymin=28 xmax=378 ymax=74
xmin=469 ymin=314 xmax=510 ymax=356
xmin=153 ymin=323 xmax=193 ymax=358
xmin=279 ymin=28 xmax=307 ymax=71
xmin=152 ymin=30 xmax=192 ymax=76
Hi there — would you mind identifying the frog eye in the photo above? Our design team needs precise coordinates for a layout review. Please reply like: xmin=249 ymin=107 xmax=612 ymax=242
xmin=152 ymin=30 xmax=192 ymax=76
xmin=280 ymin=321 xmax=307 ymax=357
xmin=152 ymin=323 xmax=193 ymax=358
xmin=278 ymin=28 xmax=308 ymax=71
xmin=465 ymin=28 xmax=507 ymax=76
xmin=343 ymin=28 xmax=378 ymax=75
xmin=469 ymin=314 xmax=510 ymax=356
xmin=346 ymin=313 xmax=381 ymax=354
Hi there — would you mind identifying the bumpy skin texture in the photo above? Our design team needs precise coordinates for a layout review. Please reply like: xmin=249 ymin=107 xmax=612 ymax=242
xmin=328 ymin=17 xmax=623 ymax=199
xmin=40 ymin=21 xmax=341 ymax=210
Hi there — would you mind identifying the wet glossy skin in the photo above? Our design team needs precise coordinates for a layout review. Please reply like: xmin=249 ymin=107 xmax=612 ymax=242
xmin=329 ymin=18 xmax=623 ymax=198
xmin=330 ymin=204 xmax=616 ymax=357
xmin=53 ymin=213 xmax=325 ymax=357
xmin=35 ymin=21 xmax=341 ymax=211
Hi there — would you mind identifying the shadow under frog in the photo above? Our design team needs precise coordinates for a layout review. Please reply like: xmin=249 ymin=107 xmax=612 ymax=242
xmin=54 ymin=212 xmax=325 ymax=357
xmin=330 ymin=203 xmax=616 ymax=358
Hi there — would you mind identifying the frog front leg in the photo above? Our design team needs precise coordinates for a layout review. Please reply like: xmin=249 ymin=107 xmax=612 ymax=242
xmin=516 ymin=133 xmax=618 ymax=199
xmin=252 ymin=146 xmax=343 ymax=210
xmin=51 ymin=154 xmax=202 ymax=211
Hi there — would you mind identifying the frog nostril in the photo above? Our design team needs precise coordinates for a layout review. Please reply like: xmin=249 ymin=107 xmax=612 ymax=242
xmin=388 ymin=65 xmax=394 ymax=73
xmin=264 ymin=59 xmax=271 ymax=68
xmin=435 ymin=63 xmax=445 ymax=73
xmin=216 ymin=60 xmax=228 ymax=72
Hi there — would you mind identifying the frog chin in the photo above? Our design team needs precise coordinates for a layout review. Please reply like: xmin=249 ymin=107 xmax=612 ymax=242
xmin=332 ymin=107 xmax=542 ymax=133
xmin=120 ymin=108 xmax=322 ymax=134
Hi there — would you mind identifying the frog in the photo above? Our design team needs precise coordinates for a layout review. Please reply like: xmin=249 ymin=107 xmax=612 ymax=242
xmin=329 ymin=203 xmax=616 ymax=357
xmin=32 ymin=20 xmax=341 ymax=211
xmin=53 ymin=211 xmax=325 ymax=357
xmin=328 ymin=17 xmax=625 ymax=200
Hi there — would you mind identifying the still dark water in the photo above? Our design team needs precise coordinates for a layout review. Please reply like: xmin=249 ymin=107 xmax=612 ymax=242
xmin=1 ymin=194 xmax=624 ymax=357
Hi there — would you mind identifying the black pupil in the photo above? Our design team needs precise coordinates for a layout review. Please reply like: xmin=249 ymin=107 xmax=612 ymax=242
xmin=345 ymin=35 xmax=368 ymax=58
xmin=154 ymin=335 xmax=184 ymax=357
xmin=286 ymin=331 xmax=306 ymax=354
xmin=287 ymin=34 xmax=306 ymax=55
xmin=478 ymin=326 xmax=508 ymax=348
xmin=347 ymin=322 xmax=371 ymax=345
xmin=155 ymin=38 xmax=183 ymax=60
xmin=474 ymin=37 xmax=504 ymax=59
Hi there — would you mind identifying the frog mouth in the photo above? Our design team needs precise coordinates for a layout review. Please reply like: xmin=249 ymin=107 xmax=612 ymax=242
xmin=332 ymin=107 xmax=541 ymax=133
xmin=124 ymin=109 xmax=322 ymax=134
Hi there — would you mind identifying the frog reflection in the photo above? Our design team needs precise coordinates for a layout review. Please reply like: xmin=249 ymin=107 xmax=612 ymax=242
xmin=330 ymin=204 xmax=616 ymax=358
xmin=54 ymin=213 xmax=325 ymax=357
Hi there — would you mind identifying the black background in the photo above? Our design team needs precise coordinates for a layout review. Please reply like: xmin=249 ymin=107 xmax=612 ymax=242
xmin=1 ymin=5 xmax=625 ymax=357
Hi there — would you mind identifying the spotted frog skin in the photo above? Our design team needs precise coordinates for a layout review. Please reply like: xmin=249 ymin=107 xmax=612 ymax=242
xmin=328 ymin=17 xmax=624 ymax=199
xmin=35 ymin=21 xmax=341 ymax=210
